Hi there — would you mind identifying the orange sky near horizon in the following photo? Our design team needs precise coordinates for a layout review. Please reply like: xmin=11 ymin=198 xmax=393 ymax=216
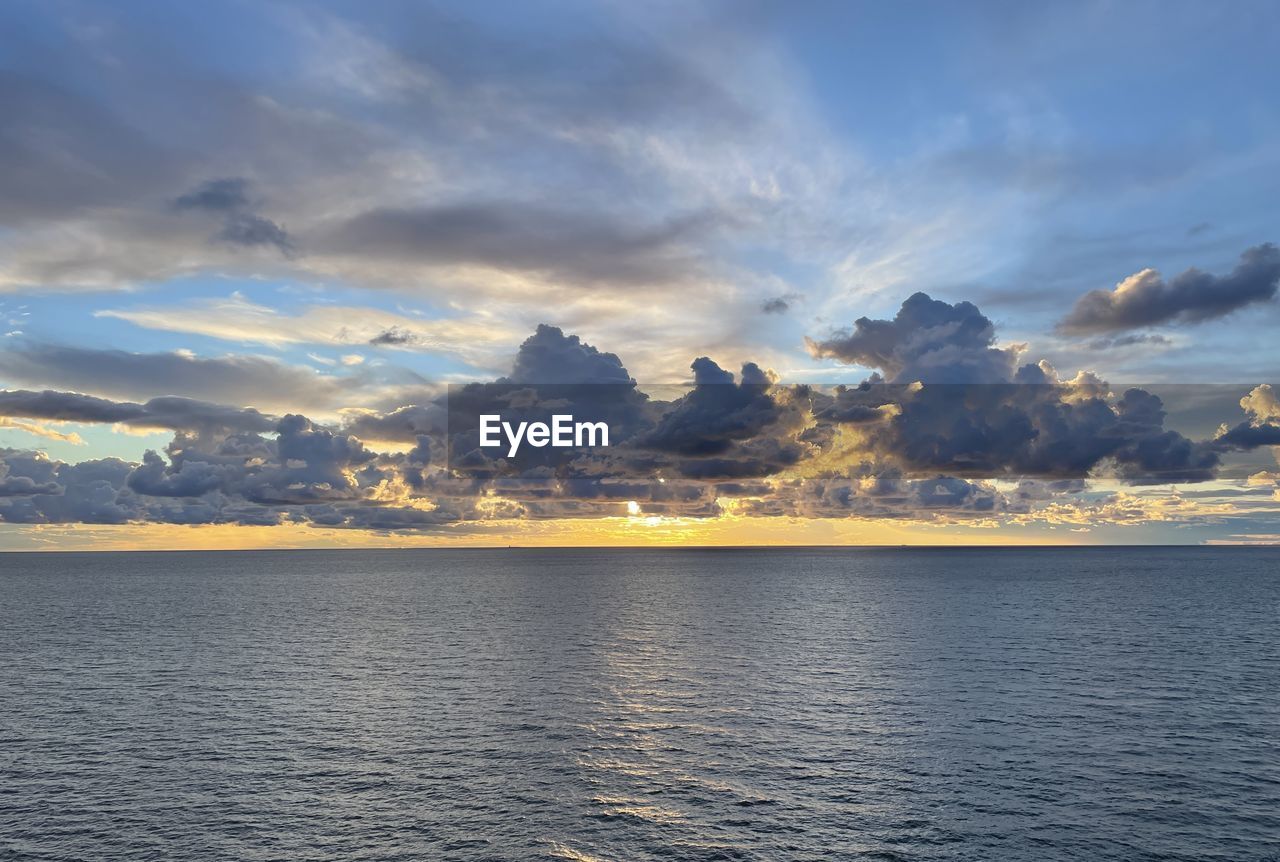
xmin=0 ymin=513 xmax=1143 ymax=553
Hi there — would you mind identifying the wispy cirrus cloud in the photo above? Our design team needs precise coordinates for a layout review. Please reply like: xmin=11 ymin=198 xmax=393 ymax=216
xmin=0 ymin=417 xmax=85 ymax=445
xmin=96 ymin=292 xmax=520 ymax=368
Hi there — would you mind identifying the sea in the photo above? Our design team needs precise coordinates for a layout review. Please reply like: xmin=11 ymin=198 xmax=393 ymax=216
xmin=1 ymin=547 xmax=1277 ymax=861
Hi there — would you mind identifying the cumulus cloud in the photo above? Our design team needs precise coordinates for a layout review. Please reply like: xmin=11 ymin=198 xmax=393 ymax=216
xmin=1058 ymin=244 xmax=1280 ymax=334
xmin=1215 ymin=384 xmax=1280 ymax=450
xmin=341 ymin=403 xmax=448 ymax=445
xmin=0 ymin=450 xmax=137 ymax=523
xmin=1240 ymin=384 xmax=1280 ymax=424
xmin=0 ymin=304 xmax=1271 ymax=532
xmin=641 ymin=358 xmax=796 ymax=458
xmin=0 ymin=459 xmax=61 ymax=496
xmin=502 ymin=325 xmax=636 ymax=385
xmin=941 ymin=385 xmax=1211 ymax=483
xmin=805 ymin=292 xmax=1023 ymax=383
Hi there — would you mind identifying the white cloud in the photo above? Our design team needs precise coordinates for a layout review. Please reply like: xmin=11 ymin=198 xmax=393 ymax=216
xmin=97 ymin=293 xmax=520 ymax=368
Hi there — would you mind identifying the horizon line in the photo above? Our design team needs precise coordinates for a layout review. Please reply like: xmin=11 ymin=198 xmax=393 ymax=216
xmin=2 ymin=543 xmax=1276 ymax=555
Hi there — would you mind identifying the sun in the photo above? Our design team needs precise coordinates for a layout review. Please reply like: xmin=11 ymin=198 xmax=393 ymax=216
xmin=626 ymin=500 xmax=641 ymax=516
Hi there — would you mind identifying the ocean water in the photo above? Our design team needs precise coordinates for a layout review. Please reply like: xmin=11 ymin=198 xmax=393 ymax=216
xmin=1 ymin=547 xmax=1277 ymax=861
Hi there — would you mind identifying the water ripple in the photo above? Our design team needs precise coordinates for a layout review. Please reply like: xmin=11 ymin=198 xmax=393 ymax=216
xmin=1 ymin=547 xmax=1278 ymax=860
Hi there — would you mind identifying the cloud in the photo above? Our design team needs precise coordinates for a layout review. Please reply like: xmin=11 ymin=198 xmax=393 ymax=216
xmin=1216 ymin=422 xmax=1280 ymax=449
xmin=0 ymin=416 xmax=85 ymax=444
xmin=319 ymin=203 xmax=717 ymax=288
xmin=836 ymin=381 xmax=1221 ymax=485
xmin=369 ymin=327 xmax=415 ymax=346
xmin=1086 ymin=333 xmax=1172 ymax=350
xmin=0 ymin=404 xmax=464 ymax=528
xmin=174 ymin=177 xmax=294 ymax=256
xmin=0 ymin=308 xmax=1269 ymax=532
xmin=97 ymin=293 xmax=518 ymax=367
xmin=0 ymin=0 xmax=885 ymax=386
xmin=0 ymin=344 xmax=360 ymax=413
xmin=640 ymin=358 xmax=797 ymax=459
xmin=341 ymin=403 xmax=448 ymax=445
xmin=1215 ymin=384 xmax=1280 ymax=451
xmin=761 ymin=293 xmax=800 ymax=314
xmin=1240 ymin=383 xmax=1280 ymax=424
xmin=805 ymin=292 xmax=1023 ymax=383
xmin=0 ymin=388 xmax=275 ymax=435
xmin=0 ymin=73 xmax=180 ymax=225
xmin=802 ymin=295 xmax=1225 ymax=483
xmin=218 ymin=213 xmax=294 ymax=254
xmin=0 ymin=459 xmax=61 ymax=496
xmin=174 ymin=178 xmax=253 ymax=213
xmin=1058 ymin=244 xmax=1280 ymax=334
xmin=0 ymin=450 xmax=137 ymax=523
xmin=502 ymin=324 xmax=635 ymax=385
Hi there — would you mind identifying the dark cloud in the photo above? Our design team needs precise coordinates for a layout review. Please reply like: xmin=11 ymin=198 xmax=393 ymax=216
xmin=1214 ymin=387 xmax=1280 ymax=450
xmin=640 ymin=359 xmax=796 ymax=457
xmin=446 ymin=333 xmax=795 ymax=507
xmin=0 ymin=389 xmax=275 ymax=435
xmin=341 ymin=403 xmax=448 ymax=444
xmin=0 ymin=0 xmax=812 ymax=320
xmin=0 ymin=309 xmax=1268 ymax=532
xmin=761 ymin=293 xmax=800 ymax=315
xmin=126 ymin=451 xmax=226 ymax=498
xmin=0 ymin=450 xmax=137 ymax=524
xmin=0 ymin=345 xmax=357 ymax=412
xmin=1110 ymin=389 xmax=1221 ymax=484
xmin=802 ymin=294 xmax=1227 ymax=484
xmin=503 ymin=324 xmax=635 ymax=385
xmin=1216 ymin=422 xmax=1280 ymax=448
xmin=174 ymin=178 xmax=252 ymax=213
xmin=322 ymin=204 xmax=716 ymax=286
xmin=813 ymin=383 xmax=899 ymax=425
xmin=0 ymin=461 xmax=60 ymax=497
xmin=805 ymin=292 xmax=1022 ymax=383
xmin=0 ymin=417 xmax=433 ymax=528
xmin=174 ymin=177 xmax=294 ymax=256
xmin=1059 ymin=244 xmax=1280 ymax=334
xmin=0 ymin=389 xmax=142 ymax=425
xmin=0 ymin=408 xmax=434 ymax=527
xmin=1087 ymin=333 xmax=1172 ymax=350
xmin=218 ymin=213 xmax=294 ymax=255
xmin=369 ymin=327 xmax=417 ymax=347
xmin=837 ymin=382 xmax=1220 ymax=485
xmin=236 ymin=414 xmax=379 ymax=505
xmin=0 ymin=73 xmax=178 ymax=225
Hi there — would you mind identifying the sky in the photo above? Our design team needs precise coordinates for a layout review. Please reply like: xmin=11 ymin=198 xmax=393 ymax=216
xmin=1 ymin=0 xmax=1279 ymax=549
